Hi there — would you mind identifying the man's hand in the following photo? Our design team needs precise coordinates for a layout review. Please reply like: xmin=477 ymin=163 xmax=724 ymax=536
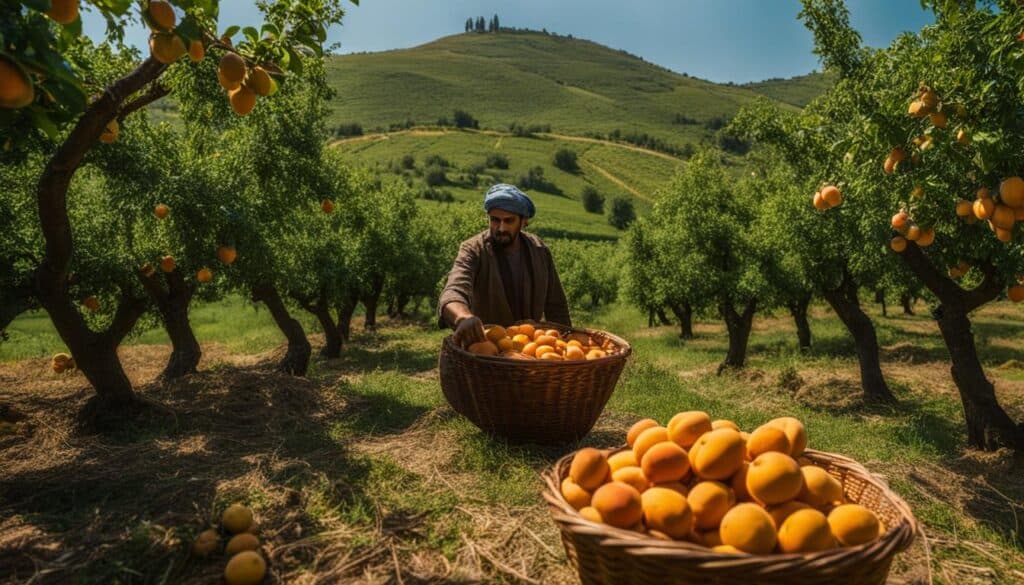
xmin=453 ymin=315 xmax=486 ymax=348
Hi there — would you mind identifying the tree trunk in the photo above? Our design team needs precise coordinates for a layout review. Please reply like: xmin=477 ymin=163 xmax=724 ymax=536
xmin=875 ymin=289 xmax=887 ymax=317
xmin=362 ymin=276 xmax=385 ymax=331
xmin=667 ymin=301 xmax=694 ymax=339
xmin=395 ymin=292 xmax=410 ymax=318
xmin=899 ymin=244 xmax=1023 ymax=450
xmin=647 ymin=308 xmax=656 ymax=328
xmin=900 ymin=294 xmax=915 ymax=316
xmin=252 ymin=282 xmax=310 ymax=376
xmin=822 ymin=270 xmax=895 ymax=402
xmin=656 ymin=307 xmax=672 ymax=326
xmin=33 ymin=57 xmax=168 ymax=409
xmin=717 ymin=298 xmax=756 ymax=374
xmin=338 ymin=292 xmax=358 ymax=341
xmin=37 ymin=283 xmax=148 ymax=406
xmin=0 ymin=282 xmax=36 ymax=341
xmin=139 ymin=270 xmax=200 ymax=380
xmin=304 ymin=289 xmax=342 ymax=359
xmin=788 ymin=294 xmax=812 ymax=350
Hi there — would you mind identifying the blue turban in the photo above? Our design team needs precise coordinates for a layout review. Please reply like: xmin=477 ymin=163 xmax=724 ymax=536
xmin=483 ymin=183 xmax=535 ymax=219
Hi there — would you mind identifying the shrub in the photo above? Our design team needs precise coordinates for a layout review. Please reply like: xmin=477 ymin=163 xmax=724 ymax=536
xmin=608 ymin=196 xmax=636 ymax=230
xmin=582 ymin=185 xmax=604 ymax=214
xmin=424 ymin=166 xmax=447 ymax=187
xmin=517 ymin=166 xmax=559 ymax=194
xmin=334 ymin=122 xmax=363 ymax=137
xmin=553 ymin=148 xmax=579 ymax=173
xmin=453 ymin=109 xmax=479 ymax=129
xmin=485 ymin=152 xmax=509 ymax=169
xmin=401 ymin=154 xmax=415 ymax=170
xmin=424 ymin=154 xmax=450 ymax=168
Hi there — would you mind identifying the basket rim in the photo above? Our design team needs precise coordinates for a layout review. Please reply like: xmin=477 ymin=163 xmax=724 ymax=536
xmin=443 ymin=320 xmax=633 ymax=365
xmin=542 ymin=446 xmax=918 ymax=563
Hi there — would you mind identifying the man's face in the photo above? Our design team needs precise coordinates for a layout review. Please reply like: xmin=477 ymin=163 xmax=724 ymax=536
xmin=488 ymin=209 xmax=523 ymax=245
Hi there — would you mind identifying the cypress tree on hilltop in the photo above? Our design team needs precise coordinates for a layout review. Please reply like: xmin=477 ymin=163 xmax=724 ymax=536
xmin=465 ymin=18 xmax=472 ymax=33
xmin=493 ymin=14 xmax=500 ymax=32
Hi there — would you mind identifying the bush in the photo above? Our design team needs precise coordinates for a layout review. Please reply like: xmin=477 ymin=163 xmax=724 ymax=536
xmin=453 ymin=109 xmax=479 ymax=129
xmin=334 ymin=122 xmax=363 ymax=137
xmin=420 ymin=187 xmax=454 ymax=202
xmin=401 ymin=154 xmax=415 ymax=170
xmin=508 ymin=122 xmax=551 ymax=137
xmin=424 ymin=154 xmax=450 ymax=168
xmin=608 ymin=196 xmax=636 ymax=230
xmin=672 ymin=114 xmax=699 ymax=125
xmin=581 ymin=185 xmax=604 ymax=214
xmin=517 ymin=166 xmax=559 ymax=194
xmin=424 ymin=166 xmax=447 ymax=187
xmin=717 ymin=131 xmax=750 ymax=155
xmin=485 ymin=152 xmax=509 ymax=169
xmin=553 ymin=148 xmax=579 ymax=173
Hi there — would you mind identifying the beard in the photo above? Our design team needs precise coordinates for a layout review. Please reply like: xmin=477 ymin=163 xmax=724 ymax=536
xmin=492 ymin=229 xmax=516 ymax=246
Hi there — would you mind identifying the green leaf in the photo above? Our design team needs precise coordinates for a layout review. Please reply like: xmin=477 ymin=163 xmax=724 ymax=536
xmin=28 ymin=107 xmax=59 ymax=138
xmin=243 ymin=26 xmax=259 ymax=44
xmin=222 ymin=25 xmax=240 ymax=39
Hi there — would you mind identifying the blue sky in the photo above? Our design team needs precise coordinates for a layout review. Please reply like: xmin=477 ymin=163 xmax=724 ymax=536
xmin=83 ymin=0 xmax=934 ymax=84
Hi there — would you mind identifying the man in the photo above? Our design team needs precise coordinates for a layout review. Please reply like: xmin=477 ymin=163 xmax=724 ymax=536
xmin=438 ymin=183 xmax=572 ymax=347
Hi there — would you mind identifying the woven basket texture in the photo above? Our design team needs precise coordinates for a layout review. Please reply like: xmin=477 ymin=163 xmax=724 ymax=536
xmin=543 ymin=447 xmax=917 ymax=585
xmin=438 ymin=321 xmax=631 ymax=444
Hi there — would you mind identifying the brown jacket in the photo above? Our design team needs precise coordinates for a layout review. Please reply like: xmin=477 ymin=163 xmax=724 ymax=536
xmin=438 ymin=230 xmax=572 ymax=328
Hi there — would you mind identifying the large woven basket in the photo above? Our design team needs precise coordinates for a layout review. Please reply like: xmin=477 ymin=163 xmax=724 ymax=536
xmin=543 ymin=447 xmax=918 ymax=585
xmin=438 ymin=321 xmax=631 ymax=444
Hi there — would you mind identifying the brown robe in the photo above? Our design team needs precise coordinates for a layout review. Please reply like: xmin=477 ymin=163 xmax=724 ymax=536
xmin=437 ymin=230 xmax=572 ymax=328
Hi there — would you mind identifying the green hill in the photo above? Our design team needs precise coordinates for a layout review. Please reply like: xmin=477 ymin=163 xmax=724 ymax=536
xmin=335 ymin=129 xmax=681 ymax=242
xmin=742 ymin=71 xmax=836 ymax=108
xmin=325 ymin=31 xmax=803 ymax=152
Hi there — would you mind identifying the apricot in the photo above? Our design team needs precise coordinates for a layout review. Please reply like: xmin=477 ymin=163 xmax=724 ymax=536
xmin=46 ymin=0 xmax=79 ymax=24
xmin=494 ymin=337 xmax=513 ymax=352
xmin=929 ymin=111 xmax=947 ymax=128
xmin=992 ymin=204 xmax=1016 ymax=230
xmin=798 ymin=466 xmax=844 ymax=509
xmin=148 ymin=1 xmax=176 ymax=30
xmin=160 ymin=255 xmax=176 ymax=273
xmin=560 ymin=477 xmax=592 ymax=510
xmin=608 ymin=450 xmax=638 ymax=473
xmin=653 ymin=481 xmax=689 ymax=496
xmin=632 ymin=426 xmax=669 ymax=463
xmin=699 ymin=529 xmax=723 ymax=547
xmin=592 ymin=482 xmax=643 ymax=529
xmin=719 ymin=503 xmax=777 ymax=554
xmin=218 ymin=68 xmax=241 ymax=91
xmin=569 ymin=447 xmax=610 ymax=490
xmin=225 ymin=533 xmax=260 ymax=555
xmin=511 ymin=334 xmax=531 ymax=350
xmin=517 ymin=323 xmax=536 ymax=338
xmin=627 ymin=419 xmax=660 ymax=448
xmin=0 ymin=57 xmax=34 ymax=109
xmin=611 ymin=466 xmax=649 ymax=494
xmin=711 ymin=419 xmax=740 ymax=432
xmin=688 ymin=428 xmax=745 ymax=481
xmin=521 ymin=342 xmax=538 ymax=357
xmin=484 ymin=326 xmax=506 ymax=343
xmin=640 ymin=487 xmax=693 ymax=539
xmin=565 ymin=346 xmax=586 ymax=360
xmin=730 ymin=461 xmax=752 ymax=502
xmin=191 ymin=528 xmax=219 ymax=557
xmin=687 ymin=481 xmax=735 ymax=531
xmin=767 ymin=500 xmax=811 ymax=529
xmin=974 ymin=197 xmax=994 ymax=220
xmin=150 ymin=33 xmax=186 ymax=64
xmin=534 ymin=344 xmax=555 ymax=358
xmin=579 ymin=506 xmax=603 ymax=523
xmin=99 ymin=119 xmax=119 ymax=144
xmin=820 ymin=185 xmax=842 ymax=207
xmin=640 ymin=441 xmax=690 ymax=484
xmin=221 ymin=504 xmax=253 ymax=534
xmin=746 ymin=452 xmax=804 ymax=506
xmin=188 ymin=40 xmax=205 ymax=62
xmin=229 ymin=86 xmax=256 ymax=116
xmin=467 ymin=341 xmax=499 ymax=356
xmin=217 ymin=245 xmax=237 ymax=265
xmin=534 ymin=334 xmax=558 ymax=348
xmin=249 ymin=66 xmax=272 ymax=96
xmin=321 ymin=199 xmax=335 ymax=214
xmin=197 ymin=267 xmax=213 ymax=283
xmin=746 ymin=425 xmax=791 ymax=460
xmin=224 ymin=550 xmax=266 ymax=585
xmin=827 ymin=504 xmax=881 ymax=547
xmin=778 ymin=509 xmax=836 ymax=554
xmin=765 ymin=417 xmax=807 ymax=456
xmin=812 ymin=191 xmax=829 ymax=210
xmin=1000 ymin=176 xmax=1024 ymax=208
xmin=711 ymin=544 xmax=746 ymax=554
xmin=219 ymin=53 xmax=247 ymax=85
xmin=667 ymin=410 xmax=712 ymax=448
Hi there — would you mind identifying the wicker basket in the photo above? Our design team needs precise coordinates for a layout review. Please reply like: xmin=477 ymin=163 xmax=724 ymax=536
xmin=438 ymin=320 xmax=631 ymax=444
xmin=543 ymin=447 xmax=918 ymax=585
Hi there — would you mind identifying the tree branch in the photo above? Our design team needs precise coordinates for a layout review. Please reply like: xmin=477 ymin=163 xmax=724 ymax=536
xmin=963 ymin=260 xmax=1003 ymax=313
xmin=899 ymin=243 xmax=964 ymax=305
xmin=37 ymin=57 xmax=167 ymax=281
xmin=103 ymin=288 xmax=149 ymax=346
xmin=118 ymin=82 xmax=170 ymax=121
